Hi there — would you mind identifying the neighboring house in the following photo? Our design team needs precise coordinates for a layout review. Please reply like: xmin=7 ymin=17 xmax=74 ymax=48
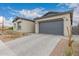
xmin=72 ymin=24 xmax=79 ymax=35
xmin=78 ymin=24 xmax=79 ymax=34
xmin=72 ymin=26 xmax=78 ymax=35
xmin=13 ymin=17 xmax=35 ymax=33
xmin=35 ymin=11 xmax=73 ymax=36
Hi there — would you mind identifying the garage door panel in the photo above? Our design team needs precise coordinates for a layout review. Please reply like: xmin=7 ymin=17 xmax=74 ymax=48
xmin=39 ymin=19 xmax=64 ymax=35
xmin=57 ymin=21 xmax=63 ymax=35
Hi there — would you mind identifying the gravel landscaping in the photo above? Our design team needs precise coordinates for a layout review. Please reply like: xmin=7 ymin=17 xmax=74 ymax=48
xmin=50 ymin=39 xmax=68 ymax=56
xmin=50 ymin=35 xmax=79 ymax=56
xmin=0 ymin=30 xmax=29 ymax=42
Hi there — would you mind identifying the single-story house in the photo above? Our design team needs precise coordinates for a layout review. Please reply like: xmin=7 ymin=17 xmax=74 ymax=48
xmin=13 ymin=11 xmax=73 ymax=36
xmin=12 ymin=17 xmax=35 ymax=33
xmin=35 ymin=11 xmax=73 ymax=36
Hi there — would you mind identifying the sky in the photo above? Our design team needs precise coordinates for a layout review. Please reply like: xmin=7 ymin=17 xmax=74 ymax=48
xmin=0 ymin=3 xmax=79 ymax=26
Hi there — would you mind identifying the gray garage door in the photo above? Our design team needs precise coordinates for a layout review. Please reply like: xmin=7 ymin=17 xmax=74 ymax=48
xmin=39 ymin=19 xmax=64 ymax=35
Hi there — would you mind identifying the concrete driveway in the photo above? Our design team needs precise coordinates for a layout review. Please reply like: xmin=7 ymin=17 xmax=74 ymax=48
xmin=0 ymin=34 xmax=63 ymax=56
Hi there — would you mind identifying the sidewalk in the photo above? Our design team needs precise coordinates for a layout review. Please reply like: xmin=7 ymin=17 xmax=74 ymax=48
xmin=0 ymin=40 xmax=16 ymax=56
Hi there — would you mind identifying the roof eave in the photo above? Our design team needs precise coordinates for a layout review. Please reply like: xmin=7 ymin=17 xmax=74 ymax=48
xmin=34 ymin=11 xmax=73 ymax=20
xmin=12 ymin=17 xmax=35 ymax=23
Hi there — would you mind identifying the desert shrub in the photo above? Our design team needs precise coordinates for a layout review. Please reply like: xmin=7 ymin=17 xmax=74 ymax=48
xmin=64 ymin=46 xmax=74 ymax=56
xmin=64 ymin=40 xmax=74 ymax=56
xmin=8 ymin=27 xmax=13 ymax=30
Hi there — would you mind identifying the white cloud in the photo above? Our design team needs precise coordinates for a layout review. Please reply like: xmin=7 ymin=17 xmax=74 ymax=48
xmin=64 ymin=3 xmax=78 ymax=8
xmin=19 ymin=8 xmax=48 ymax=19
xmin=0 ymin=16 xmax=13 ymax=27
xmin=8 ymin=7 xmax=48 ymax=19
xmin=71 ymin=4 xmax=79 ymax=26
xmin=58 ymin=3 xmax=79 ymax=26
xmin=57 ymin=3 xmax=79 ymax=9
xmin=68 ymin=4 xmax=79 ymax=26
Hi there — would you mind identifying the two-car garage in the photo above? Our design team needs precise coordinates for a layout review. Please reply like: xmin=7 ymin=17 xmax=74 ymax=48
xmin=39 ymin=19 xmax=64 ymax=35
xmin=35 ymin=11 xmax=73 ymax=36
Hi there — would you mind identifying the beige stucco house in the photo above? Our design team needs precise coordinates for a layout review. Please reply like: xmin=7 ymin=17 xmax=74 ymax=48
xmin=35 ymin=11 xmax=73 ymax=36
xmin=13 ymin=11 xmax=73 ymax=36
xmin=13 ymin=17 xmax=35 ymax=33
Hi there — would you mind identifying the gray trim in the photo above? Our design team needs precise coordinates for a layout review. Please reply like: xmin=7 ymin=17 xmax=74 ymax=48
xmin=42 ymin=11 xmax=61 ymax=17
xmin=34 ymin=11 xmax=73 ymax=25
xmin=38 ymin=18 xmax=63 ymax=23
xmin=34 ymin=11 xmax=73 ymax=20
xmin=13 ymin=17 xmax=35 ymax=22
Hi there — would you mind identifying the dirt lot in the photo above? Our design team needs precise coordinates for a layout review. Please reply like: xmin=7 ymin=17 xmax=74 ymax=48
xmin=73 ymin=41 xmax=79 ymax=56
xmin=50 ymin=36 xmax=79 ymax=56
xmin=50 ymin=39 xmax=68 ymax=56
xmin=0 ymin=30 xmax=29 ymax=42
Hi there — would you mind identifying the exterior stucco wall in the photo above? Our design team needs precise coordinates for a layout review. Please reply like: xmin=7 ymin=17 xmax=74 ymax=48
xmin=13 ymin=19 xmax=35 ymax=33
xmin=21 ymin=20 xmax=35 ymax=33
xmin=35 ymin=13 xmax=72 ymax=36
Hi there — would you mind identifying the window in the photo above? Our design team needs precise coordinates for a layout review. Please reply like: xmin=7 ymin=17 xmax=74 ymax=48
xmin=14 ymin=23 xmax=16 ymax=28
xmin=17 ymin=21 xmax=21 ymax=30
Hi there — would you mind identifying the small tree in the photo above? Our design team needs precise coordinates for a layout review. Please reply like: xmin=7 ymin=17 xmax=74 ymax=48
xmin=65 ymin=26 xmax=74 ymax=56
xmin=78 ymin=24 xmax=79 ymax=35
xmin=1 ymin=18 xmax=4 ymax=32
